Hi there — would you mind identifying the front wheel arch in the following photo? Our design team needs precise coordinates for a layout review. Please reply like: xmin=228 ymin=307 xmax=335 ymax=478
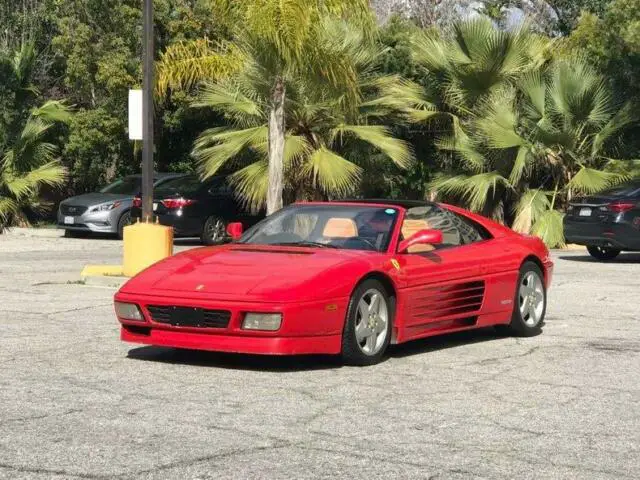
xmin=348 ymin=272 xmax=398 ymax=337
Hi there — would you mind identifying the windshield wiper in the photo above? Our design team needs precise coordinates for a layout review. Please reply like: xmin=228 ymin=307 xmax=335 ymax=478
xmin=274 ymin=241 xmax=338 ymax=249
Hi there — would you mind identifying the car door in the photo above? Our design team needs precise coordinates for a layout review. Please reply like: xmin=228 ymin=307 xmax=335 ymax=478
xmin=394 ymin=205 xmax=503 ymax=332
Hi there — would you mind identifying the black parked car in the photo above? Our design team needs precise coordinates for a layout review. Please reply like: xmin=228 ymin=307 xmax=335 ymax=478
xmin=130 ymin=175 xmax=264 ymax=244
xmin=564 ymin=180 xmax=640 ymax=260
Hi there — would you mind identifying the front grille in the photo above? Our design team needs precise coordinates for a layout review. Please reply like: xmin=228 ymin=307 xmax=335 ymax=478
xmin=60 ymin=204 xmax=88 ymax=216
xmin=147 ymin=305 xmax=231 ymax=329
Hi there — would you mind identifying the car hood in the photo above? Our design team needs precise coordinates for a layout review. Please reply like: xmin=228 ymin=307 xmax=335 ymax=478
xmin=120 ymin=244 xmax=379 ymax=303
xmin=61 ymin=193 xmax=133 ymax=206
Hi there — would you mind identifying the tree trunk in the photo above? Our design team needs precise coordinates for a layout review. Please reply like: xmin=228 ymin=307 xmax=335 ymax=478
xmin=266 ymin=77 xmax=286 ymax=215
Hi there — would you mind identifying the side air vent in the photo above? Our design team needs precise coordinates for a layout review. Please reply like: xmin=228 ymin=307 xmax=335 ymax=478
xmin=412 ymin=280 xmax=485 ymax=320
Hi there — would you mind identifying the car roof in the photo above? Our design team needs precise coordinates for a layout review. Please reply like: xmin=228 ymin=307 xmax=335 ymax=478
xmin=334 ymin=198 xmax=432 ymax=209
xmin=125 ymin=172 xmax=187 ymax=179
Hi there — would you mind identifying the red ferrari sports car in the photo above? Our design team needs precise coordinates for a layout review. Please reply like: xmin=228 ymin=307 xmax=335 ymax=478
xmin=114 ymin=200 xmax=553 ymax=365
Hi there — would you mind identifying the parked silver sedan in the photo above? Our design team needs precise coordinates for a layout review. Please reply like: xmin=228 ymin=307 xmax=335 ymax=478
xmin=57 ymin=173 xmax=185 ymax=239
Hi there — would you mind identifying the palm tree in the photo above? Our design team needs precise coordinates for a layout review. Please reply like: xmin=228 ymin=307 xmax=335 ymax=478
xmin=431 ymin=57 xmax=636 ymax=247
xmin=155 ymin=0 xmax=374 ymax=214
xmin=0 ymin=42 xmax=70 ymax=230
xmin=190 ymin=22 xmax=413 ymax=211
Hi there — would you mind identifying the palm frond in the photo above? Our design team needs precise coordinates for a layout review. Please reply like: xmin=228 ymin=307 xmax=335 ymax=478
xmin=192 ymin=126 xmax=268 ymax=178
xmin=2 ymin=161 xmax=65 ymax=201
xmin=31 ymin=101 xmax=73 ymax=124
xmin=430 ymin=171 xmax=509 ymax=213
xmin=229 ymin=160 xmax=269 ymax=213
xmin=591 ymin=102 xmax=637 ymax=157
xmin=436 ymin=118 xmax=486 ymax=174
xmin=156 ymin=39 xmax=243 ymax=96
xmin=193 ymin=81 xmax=264 ymax=127
xmin=301 ymin=147 xmax=361 ymax=196
xmin=568 ymin=167 xmax=629 ymax=195
xmin=512 ymin=189 xmax=550 ymax=234
xmin=284 ymin=135 xmax=312 ymax=165
xmin=603 ymin=159 xmax=640 ymax=178
xmin=531 ymin=209 xmax=565 ymax=248
xmin=331 ymin=125 xmax=413 ymax=169
xmin=0 ymin=196 xmax=20 ymax=226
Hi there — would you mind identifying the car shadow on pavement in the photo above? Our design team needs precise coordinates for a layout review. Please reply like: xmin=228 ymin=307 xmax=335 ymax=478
xmin=127 ymin=346 xmax=342 ymax=372
xmin=388 ymin=327 xmax=507 ymax=359
xmin=173 ymin=238 xmax=204 ymax=247
xmin=126 ymin=328 xmax=511 ymax=370
xmin=558 ymin=253 xmax=640 ymax=263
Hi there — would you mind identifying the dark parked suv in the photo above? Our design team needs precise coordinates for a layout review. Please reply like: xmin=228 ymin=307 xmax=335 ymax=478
xmin=130 ymin=175 xmax=263 ymax=244
xmin=564 ymin=181 xmax=640 ymax=260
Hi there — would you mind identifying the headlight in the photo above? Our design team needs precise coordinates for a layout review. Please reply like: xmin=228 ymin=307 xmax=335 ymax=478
xmin=241 ymin=313 xmax=282 ymax=331
xmin=91 ymin=201 xmax=121 ymax=212
xmin=114 ymin=302 xmax=144 ymax=321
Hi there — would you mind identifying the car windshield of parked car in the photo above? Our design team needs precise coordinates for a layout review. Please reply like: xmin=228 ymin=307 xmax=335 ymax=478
xmin=100 ymin=176 xmax=141 ymax=194
xmin=240 ymin=204 xmax=399 ymax=252
xmin=154 ymin=175 xmax=202 ymax=197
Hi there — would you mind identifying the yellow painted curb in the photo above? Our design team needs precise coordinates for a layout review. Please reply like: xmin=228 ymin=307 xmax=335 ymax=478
xmin=81 ymin=265 xmax=125 ymax=277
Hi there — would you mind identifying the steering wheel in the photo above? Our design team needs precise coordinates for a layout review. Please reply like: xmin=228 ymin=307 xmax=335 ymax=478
xmin=340 ymin=236 xmax=378 ymax=251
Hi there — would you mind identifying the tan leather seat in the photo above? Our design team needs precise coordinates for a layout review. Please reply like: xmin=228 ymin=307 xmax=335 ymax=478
xmin=400 ymin=219 xmax=436 ymax=253
xmin=322 ymin=218 xmax=358 ymax=238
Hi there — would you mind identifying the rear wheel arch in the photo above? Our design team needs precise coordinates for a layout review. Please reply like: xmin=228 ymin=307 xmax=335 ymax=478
xmin=521 ymin=255 xmax=546 ymax=281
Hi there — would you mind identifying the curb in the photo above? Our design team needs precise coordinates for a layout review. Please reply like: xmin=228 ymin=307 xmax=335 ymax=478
xmin=80 ymin=265 xmax=128 ymax=288
xmin=81 ymin=275 xmax=129 ymax=288
xmin=552 ymin=244 xmax=586 ymax=251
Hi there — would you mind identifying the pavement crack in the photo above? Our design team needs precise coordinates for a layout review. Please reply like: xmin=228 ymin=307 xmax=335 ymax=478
xmin=0 ymin=462 xmax=105 ymax=479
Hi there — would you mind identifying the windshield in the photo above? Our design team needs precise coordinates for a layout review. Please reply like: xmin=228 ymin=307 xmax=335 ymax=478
xmin=100 ymin=176 xmax=141 ymax=194
xmin=155 ymin=175 xmax=202 ymax=197
xmin=240 ymin=204 xmax=399 ymax=252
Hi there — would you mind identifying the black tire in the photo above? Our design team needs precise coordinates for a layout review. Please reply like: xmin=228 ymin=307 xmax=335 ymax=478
xmin=117 ymin=211 xmax=132 ymax=239
xmin=341 ymin=279 xmax=394 ymax=366
xmin=587 ymin=245 xmax=620 ymax=261
xmin=502 ymin=261 xmax=546 ymax=337
xmin=200 ymin=216 xmax=227 ymax=245
xmin=64 ymin=229 xmax=89 ymax=238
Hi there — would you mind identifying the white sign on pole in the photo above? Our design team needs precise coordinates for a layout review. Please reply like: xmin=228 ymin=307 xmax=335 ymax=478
xmin=128 ymin=89 xmax=143 ymax=140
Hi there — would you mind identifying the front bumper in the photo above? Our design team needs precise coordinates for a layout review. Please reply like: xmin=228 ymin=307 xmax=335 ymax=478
xmin=564 ymin=219 xmax=640 ymax=250
xmin=57 ymin=209 xmax=119 ymax=233
xmin=115 ymin=291 xmax=348 ymax=355
xmin=120 ymin=326 xmax=341 ymax=355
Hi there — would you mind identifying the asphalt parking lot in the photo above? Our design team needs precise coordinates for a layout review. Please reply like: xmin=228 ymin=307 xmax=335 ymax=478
xmin=0 ymin=232 xmax=639 ymax=479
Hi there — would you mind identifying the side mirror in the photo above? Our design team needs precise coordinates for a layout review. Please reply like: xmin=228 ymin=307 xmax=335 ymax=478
xmin=226 ymin=222 xmax=243 ymax=240
xmin=398 ymin=229 xmax=443 ymax=253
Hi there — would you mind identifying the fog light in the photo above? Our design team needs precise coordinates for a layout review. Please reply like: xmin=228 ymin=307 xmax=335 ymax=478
xmin=114 ymin=302 xmax=144 ymax=321
xmin=242 ymin=313 xmax=282 ymax=331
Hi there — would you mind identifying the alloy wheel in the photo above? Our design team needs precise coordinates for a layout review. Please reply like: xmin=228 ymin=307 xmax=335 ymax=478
xmin=518 ymin=271 xmax=545 ymax=327
xmin=354 ymin=289 xmax=389 ymax=356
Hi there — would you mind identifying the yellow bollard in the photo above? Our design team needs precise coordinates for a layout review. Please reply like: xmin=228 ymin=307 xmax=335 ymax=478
xmin=122 ymin=220 xmax=173 ymax=277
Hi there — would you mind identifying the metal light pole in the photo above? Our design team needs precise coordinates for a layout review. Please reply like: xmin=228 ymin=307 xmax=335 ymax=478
xmin=141 ymin=0 xmax=154 ymax=223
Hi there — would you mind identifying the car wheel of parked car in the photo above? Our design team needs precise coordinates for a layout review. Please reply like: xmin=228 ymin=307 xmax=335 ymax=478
xmin=341 ymin=279 xmax=393 ymax=366
xmin=587 ymin=245 xmax=620 ymax=261
xmin=500 ymin=262 xmax=546 ymax=337
xmin=201 ymin=216 xmax=227 ymax=245
xmin=117 ymin=211 xmax=132 ymax=240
